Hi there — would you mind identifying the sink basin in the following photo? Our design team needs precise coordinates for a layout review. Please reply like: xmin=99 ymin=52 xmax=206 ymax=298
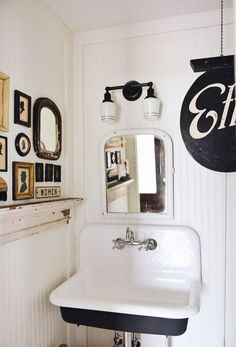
xmin=50 ymin=224 xmax=201 ymax=335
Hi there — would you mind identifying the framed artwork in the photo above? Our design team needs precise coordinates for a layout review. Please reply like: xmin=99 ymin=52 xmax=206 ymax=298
xmin=12 ymin=162 xmax=34 ymax=200
xmin=15 ymin=133 xmax=31 ymax=156
xmin=106 ymin=151 xmax=111 ymax=169
xmin=124 ymin=159 xmax=130 ymax=176
xmin=115 ymin=151 xmax=121 ymax=164
xmin=45 ymin=163 xmax=53 ymax=182
xmin=0 ymin=177 xmax=8 ymax=201
xmin=0 ymin=71 xmax=9 ymax=132
xmin=110 ymin=152 xmax=116 ymax=164
xmin=54 ymin=165 xmax=61 ymax=182
xmin=0 ymin=136 xmax=8 ymax=172
xmin=35 ymin=163 xmax=44 ymax=182
xmin=14 ymin=90 xmax=31 ymax=127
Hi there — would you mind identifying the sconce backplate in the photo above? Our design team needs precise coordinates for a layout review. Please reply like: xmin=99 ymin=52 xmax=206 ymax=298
xmin=122 ymin=80 xmax=142 ymax=101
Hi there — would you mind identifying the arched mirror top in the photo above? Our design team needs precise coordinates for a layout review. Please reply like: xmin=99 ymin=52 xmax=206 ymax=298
xmin=33 ymin=97 xmax=62 ymax=160
xmin=101 ymin=129 xmax=174 ymax=220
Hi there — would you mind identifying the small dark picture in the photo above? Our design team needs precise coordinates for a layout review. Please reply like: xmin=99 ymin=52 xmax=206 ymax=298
xmin=45 ymin=163 xmax=53 ymax=182
xmin=54 ymin=165 xmax=61 ymax=182
xmin=19 ymin=169 xmax=28 ymax=193
xmin=0 ymin=135 xmax=7 ymax=172
xmin=14 ymin=90 xmax=31 ymax=127
xmin=106 ymin=151 xmax=111 ymax=168
xmin=15 ymin=133 xmax=31 ymax=156
xmin=115 ymin=151 xmax=121 ymax=164
xmin=111 ymin=152 xmax=116 ymax=164
xmin=35 ymin=163 xmax=44 ymax=182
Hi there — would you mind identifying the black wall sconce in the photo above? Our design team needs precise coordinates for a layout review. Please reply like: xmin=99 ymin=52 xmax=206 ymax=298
xmin=100 ymin=80 xmax=160 ymax=123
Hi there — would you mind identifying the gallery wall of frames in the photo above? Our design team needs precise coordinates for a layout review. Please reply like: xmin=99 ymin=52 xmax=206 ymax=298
xmin=0 ymin=71 xmax=62 ymax=202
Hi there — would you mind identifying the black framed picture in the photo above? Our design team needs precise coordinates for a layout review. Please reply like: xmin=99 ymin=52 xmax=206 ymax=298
xmin=106 ymin=151 xmax=112 ymax=168
xmin=0 ymin=135 xmax=7 ymax=172
xmin=111 ymin=152 xmax=116 ymax=164
xmin=115 ymin=151 xmax=121 ymax=164
xmin=35 ymin=163 xmax=44 ymax=182
xmin=54 ymin=165 xmax=61 ymax=182
xmin=15 ymin=133 xmax=31 ymax=156
xmin=45 ymin=163 xmax=53 ymax=182
xmin=14 ymin=90 xmax=31 ymax=127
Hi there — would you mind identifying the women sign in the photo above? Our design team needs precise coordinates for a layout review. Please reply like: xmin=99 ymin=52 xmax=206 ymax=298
xmin=180 ymin=67 xmax=236 ymax=172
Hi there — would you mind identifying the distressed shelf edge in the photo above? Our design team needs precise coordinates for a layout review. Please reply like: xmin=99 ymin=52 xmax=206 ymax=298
xmin=0 ymin=197 xmax=83 ymax=245
xmin=0 ymin=197 xmax=83 ymax=213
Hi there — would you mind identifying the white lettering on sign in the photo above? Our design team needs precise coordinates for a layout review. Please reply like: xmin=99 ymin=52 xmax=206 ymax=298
xmin=189 ymin=83 xmax=236 ymax=139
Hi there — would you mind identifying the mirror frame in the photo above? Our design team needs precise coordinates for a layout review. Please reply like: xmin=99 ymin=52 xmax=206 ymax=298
xmin=33 ymin=97 xmax=62 ymax=160
xmin=101 ymin=129 xmax=174 ymax=220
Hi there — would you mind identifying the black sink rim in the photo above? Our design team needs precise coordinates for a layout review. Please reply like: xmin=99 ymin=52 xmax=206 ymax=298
xmin=60 ymin=307 xmax=188 ymax=336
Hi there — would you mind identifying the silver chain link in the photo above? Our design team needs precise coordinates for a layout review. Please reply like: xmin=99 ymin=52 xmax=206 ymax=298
xmin=220 ymin=0 xmax=224 ymax=56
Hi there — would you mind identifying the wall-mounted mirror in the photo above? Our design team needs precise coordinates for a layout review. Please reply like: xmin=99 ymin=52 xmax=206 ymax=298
xmin=33 ymin=98 xmax=62 ymax=160
xmin=102 ymin=129 xmax=173 ymax=219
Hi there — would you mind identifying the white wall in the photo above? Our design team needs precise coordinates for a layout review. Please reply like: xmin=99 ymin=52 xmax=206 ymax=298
xmin=0 ymin=1 xmax=76 ymax=346
xmin=74 ymin=8 xmax=235 ymax=347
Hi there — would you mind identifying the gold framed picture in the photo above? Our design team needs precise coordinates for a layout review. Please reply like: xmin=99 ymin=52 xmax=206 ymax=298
xmin=12 ymin=162 xmax=34 ymax=200
xmin=0 ymin=71 xmax=9 ymax=132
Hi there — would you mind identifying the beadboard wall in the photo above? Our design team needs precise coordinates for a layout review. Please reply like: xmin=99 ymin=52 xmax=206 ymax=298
xmin=73 ymin=8 xmax=235 ymax=347
xmin=0 ymin=1 xmax=76 ymax=346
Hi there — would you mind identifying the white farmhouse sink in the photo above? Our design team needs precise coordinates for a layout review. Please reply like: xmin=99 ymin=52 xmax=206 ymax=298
xmin=50 ymin=224 xmax=201 ymax=335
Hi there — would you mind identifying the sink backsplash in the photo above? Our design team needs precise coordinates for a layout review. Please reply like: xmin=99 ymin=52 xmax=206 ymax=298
xmin=79 ymin=224 xmax=201 ymax=284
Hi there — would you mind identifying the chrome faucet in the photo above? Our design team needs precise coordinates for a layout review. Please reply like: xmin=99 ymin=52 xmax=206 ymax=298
xmin=112 ymin=227 xmax=157 ymax=251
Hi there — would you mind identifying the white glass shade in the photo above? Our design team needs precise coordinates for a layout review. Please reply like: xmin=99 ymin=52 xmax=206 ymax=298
xmin=143 ymin=97 xmax=161 ymax=120
xmin=100 ymin=101 xmax=116 ymax=123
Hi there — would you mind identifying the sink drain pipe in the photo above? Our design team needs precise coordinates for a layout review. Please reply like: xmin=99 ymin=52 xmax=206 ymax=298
xmin=113 ymin=331 xmax=123 ymax=347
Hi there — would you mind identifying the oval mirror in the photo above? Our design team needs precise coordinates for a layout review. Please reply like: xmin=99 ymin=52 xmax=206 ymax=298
xmin=33 ymin=98 xmax=62 ymax=160
xmin=102 ymin=129 xmax=173 ymax=219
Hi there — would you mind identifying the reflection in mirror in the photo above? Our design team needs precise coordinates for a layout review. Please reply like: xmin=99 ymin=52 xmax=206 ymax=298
xmin=40 ymin=108 xmax=57 ymax=152
xmin=33 ymin=98 xmax=62 ymax=160
xmin=104 ymin=132 xmax=169 ymax=214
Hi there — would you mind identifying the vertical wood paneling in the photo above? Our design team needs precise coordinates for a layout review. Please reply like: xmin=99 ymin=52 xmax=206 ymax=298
xmin=76 ymin=9 xmax=234 ymax=347
xmin=0 ymin=0 xmax=73 ymax=346
xmin=0 ymin=227 xmax=69 ymax=347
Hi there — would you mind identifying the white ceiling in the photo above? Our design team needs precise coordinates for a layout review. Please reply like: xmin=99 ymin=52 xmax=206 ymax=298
xmin=44 ymin=0 xmax=233 ymax=33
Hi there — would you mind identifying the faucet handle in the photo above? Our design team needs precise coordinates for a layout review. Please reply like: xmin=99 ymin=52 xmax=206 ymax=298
xmin=112 ymin=238 xmax=126 ymax=250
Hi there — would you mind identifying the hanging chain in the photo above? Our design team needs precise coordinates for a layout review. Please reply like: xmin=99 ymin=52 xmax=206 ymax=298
xmin=220 ymin=0 xmax=224 ymax=56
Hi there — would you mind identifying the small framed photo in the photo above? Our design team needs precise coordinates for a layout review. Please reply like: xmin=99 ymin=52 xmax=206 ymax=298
xmin=45 ymin=163 xmax=53 ymax=182
xmin=0 ymin=177 xmax=8 ymax=201
xmin=35 ymin=163 xmax=44 ymax=182
xmin=14 ymin=90 xmax=31 ymax=127
xmin=0 ymin=71 xmax=9 ymax=132
xmin=54 ymin=165 xmax=61 ymax=182
xmin=115 ymin=151 xmax=121 ymax=164
xmin=12 ymin=162 xmax=34 ymax=200
xmin=106 ymin=151 xmax=111 ymax=169
xmin=0 ymin=135 xmax=8 ymax=172
xmin=111 ymin=152 xmax=116 ymax=164
xmin=15 ymin=133 xmax=31 ymax=156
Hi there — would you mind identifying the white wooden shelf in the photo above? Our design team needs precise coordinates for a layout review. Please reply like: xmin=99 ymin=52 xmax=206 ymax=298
xmin=107 ymin=179 xmax=134 ymax=203
xmin=0 ymin=197 xmax=83 ymax=245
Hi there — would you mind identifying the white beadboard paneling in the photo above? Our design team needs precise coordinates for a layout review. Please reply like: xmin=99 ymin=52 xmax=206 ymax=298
xmin=0 ymin=0 xmax=74 ymax=346
xmin=0 ymin=226 xmax=68 ymax=347
xmin=225 ymin=173 xmax=236 ymax=347
xmin=74 ymin=9 xmax=234 ymax=347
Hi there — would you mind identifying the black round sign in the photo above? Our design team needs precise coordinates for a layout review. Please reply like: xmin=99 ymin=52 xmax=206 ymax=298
xmin=180 ymin=67 xmax=236 ymax=172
